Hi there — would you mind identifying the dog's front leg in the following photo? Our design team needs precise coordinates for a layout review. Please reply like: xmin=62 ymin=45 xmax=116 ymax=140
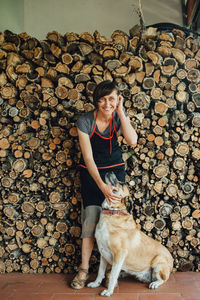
xmin=87 ymin=255 xmax=107 ymax=288
xmin=100 ymin=253 xmax=126 ymax=297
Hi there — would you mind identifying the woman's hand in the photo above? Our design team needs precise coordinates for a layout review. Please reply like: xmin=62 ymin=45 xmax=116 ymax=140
xmin=100 ymin=183 xmax=121 ymax=204
xmin=115 ymin=95 xmax=124 ymax=116
xmin=115 ymin=95 xmax=138 ymax=147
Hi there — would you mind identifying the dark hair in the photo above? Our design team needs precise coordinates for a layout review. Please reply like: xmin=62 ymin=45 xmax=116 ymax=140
xmin=93 ymin=80 xmax=120 ymax=108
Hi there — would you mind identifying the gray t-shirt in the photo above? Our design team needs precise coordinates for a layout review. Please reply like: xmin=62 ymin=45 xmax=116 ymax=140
xmin=76 ymin=110 xmax=125 ymax=137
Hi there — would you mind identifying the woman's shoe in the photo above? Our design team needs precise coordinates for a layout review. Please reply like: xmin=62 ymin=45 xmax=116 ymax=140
xmin=71 ymin=267 xmax=89 ymax=289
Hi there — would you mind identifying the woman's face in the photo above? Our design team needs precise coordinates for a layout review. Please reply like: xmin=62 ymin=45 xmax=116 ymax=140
xmin=97 ymin=89 xmax=118 ymax=116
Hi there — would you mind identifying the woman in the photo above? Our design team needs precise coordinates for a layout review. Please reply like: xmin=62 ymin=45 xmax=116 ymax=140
xmin=71 ymin=80 xmax=137 ymax=289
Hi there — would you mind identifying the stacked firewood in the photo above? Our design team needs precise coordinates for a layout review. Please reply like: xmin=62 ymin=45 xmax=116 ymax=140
xmin=0 ymin=26 xmax=200 ymax=274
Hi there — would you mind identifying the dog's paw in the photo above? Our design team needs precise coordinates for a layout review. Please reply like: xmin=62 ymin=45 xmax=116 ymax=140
xmin=149 ymin=281 xmax=162 ymax=289
xmin=100 ymin=289 xmax=113 ymax=296
xmin=87 ymin=281 xmax=101 ymax=288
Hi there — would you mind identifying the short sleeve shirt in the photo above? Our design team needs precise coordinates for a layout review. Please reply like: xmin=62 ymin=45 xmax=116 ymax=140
xmin=76 ymin=110 xmax=125 ymax=137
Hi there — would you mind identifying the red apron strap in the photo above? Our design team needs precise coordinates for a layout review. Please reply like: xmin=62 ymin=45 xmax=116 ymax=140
xmin=90 ymin=111 xmax=116 ymax=154
xmin=112 ymin=115 xmax=118 ymax=139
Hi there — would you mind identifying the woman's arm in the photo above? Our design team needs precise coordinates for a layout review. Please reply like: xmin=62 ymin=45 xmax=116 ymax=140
xmin=116 ymin=95 xmax=138 ymax=146
xmin=77 ymin=128 xmax=121 ymax=202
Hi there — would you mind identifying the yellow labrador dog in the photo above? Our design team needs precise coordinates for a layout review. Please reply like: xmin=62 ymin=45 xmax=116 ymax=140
xmin=88 ymin=172 xmax=174 ymax=296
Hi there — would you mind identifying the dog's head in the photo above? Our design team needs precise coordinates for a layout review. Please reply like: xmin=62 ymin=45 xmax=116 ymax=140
xmin=102 ymin=172 xmax=129 ymax=210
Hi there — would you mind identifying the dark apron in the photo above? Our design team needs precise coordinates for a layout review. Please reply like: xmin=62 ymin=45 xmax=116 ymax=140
xmin=79 ymin=111 xmax=125 ymax=169
xmin=78 ymin=111 xmax=125 ymax=208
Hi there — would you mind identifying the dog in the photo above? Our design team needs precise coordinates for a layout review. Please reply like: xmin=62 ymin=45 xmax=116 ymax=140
xmin=87 ymin=171 xmax=174 ymax=296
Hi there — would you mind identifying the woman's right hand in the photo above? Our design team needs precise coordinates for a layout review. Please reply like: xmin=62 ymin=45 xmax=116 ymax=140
xmin=100 ymin=183 xmax=121 ymax=204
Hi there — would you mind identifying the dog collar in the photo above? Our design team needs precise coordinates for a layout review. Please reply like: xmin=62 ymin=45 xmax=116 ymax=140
xmin=102 ymin=209 xmax=127 ymax=216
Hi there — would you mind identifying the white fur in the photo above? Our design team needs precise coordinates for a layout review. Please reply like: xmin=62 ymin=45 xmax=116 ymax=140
xmin=87 ymin=215 xmax=112 ymax=290
xmin=87 ymin=256 xmax=107 ymax=288
xmin=122 ymin=268 xmax=152 ymax=283
xmin=87 ymin=173 xmax=173 ymax=296
xmin=95 ymin=215 xmax=113 ymax=265
xmin=88 ymin=212 xmax=172 ymax=296
xmin=101 ymin=254 xmax=126 ymax=296
xmin=88 ymin=213 xmax=126 ymax=295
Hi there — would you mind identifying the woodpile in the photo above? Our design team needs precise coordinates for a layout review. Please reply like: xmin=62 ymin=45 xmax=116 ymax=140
xmin=0 ymin=26 xmax=200 ymax=274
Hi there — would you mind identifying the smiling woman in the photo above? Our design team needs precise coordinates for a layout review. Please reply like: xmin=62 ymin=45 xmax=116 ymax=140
xmin=93 ymin=81 xmax=120 ymax=108
xmin=70 ymin=80 xmax=137 ymax=290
